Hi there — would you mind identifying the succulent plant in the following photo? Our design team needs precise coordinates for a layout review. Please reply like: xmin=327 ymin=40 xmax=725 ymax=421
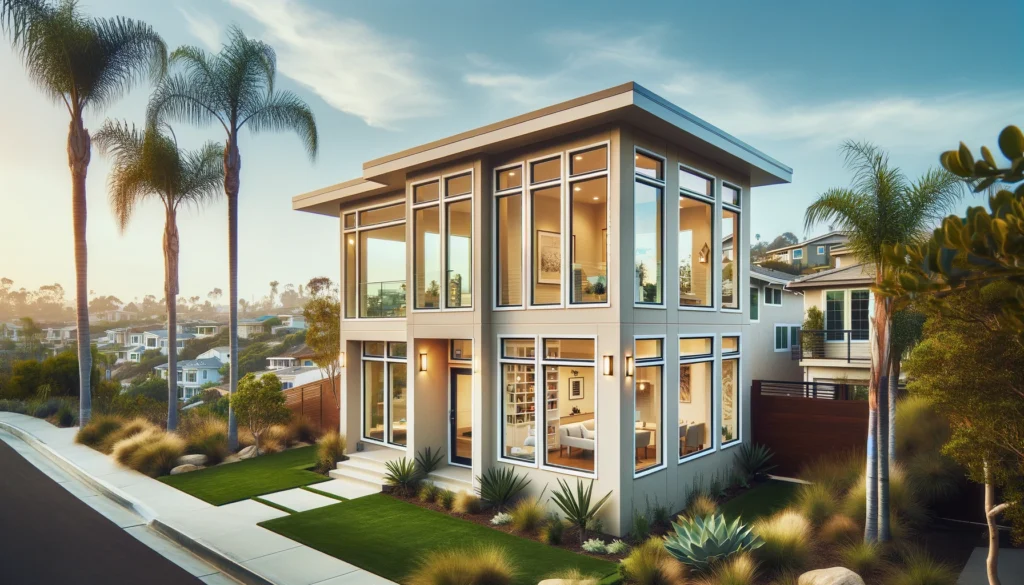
xmin=663 ymin=513 xmax=763 ymax=572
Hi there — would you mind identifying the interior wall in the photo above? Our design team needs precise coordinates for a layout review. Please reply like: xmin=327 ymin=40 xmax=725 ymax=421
xmin=556 ymin=365 xmax=596 ymax=418
xmin=679 ymin=202 xmax=713 ymax=304
xmin=532 ymin=189 xmax=561 ymax=304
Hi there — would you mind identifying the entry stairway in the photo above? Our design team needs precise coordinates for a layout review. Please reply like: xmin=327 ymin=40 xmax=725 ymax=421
xmin=329 ymin=446 xmax=474 ymax=494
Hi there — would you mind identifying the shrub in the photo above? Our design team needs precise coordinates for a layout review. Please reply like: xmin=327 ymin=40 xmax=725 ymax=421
xmin=843 ymin=464 xmax=926 ymax=528
xmin=509 ymin=496 xmax=545 ymax=533
xmin=887 ymin=550 xmax=956 ymax=585
xmin=795 ymin=482 xmax=836 ymax=526
xmin=903 ymin=452 xmax=959 ymax=507
xmin=543 ymin=568 xmax=599 ymax=585
xmin=819 ymin=514 xmax=860 ymax=544
xmin=895 ymin=396 xmax=949 ymax=462
xmin=178 ymin=413 xmax=229 ymax=464
xmin=437 ymin=488 xmax=455 ymax=511
xmin=315 ymin=431 xmax=346 ymax=473
xmin=649 ymin=501 xmax=670 ymax=527
xmin=384 ymin=457 xmax=421 ymax=496
xmin=540 ymin=516 xmax=565 ymax=545
xmin=664 ymin=514 xmax=763 ymax=573
xmin=127 ymin=432 xmax=186 ymax=477
xmin=56 ymin=403 xmax=76 ymax=427
xmin=76 ymin=414 xmax=126 ymax=448
xmin=0 ymin=399 xmax=28 ymax=414
xmin=607 ymin=539 xmax=630 ymax=555
xmin=33 ymin=398 xmax=62 ymax=419
xmin=415 ymin=446 xmax=445 ymax=475
xmin=685 ymin=494 xmax=719 ymax=519
xmin=840 ymin=541 xmax=885 ymax=577
xmin=582 ymin=538 xmax=608 ymax=554
xmin=490 ymin=511 xmax=512 ymax=526
xmin=752 ymin=510 xmax=811 ymax=573
xmin=734 ymin=443 xmax=777 ymax=481
xmin=476 ymin=466 xmax=531 ymax=509
xmin=453 ymin=490 xmax=482 ymax=514
xmin=101 ymin=418 xmax=157 ymax=453
xmin=632 ymin=507 xmax=652 ymax=541
xmin=407 ymin=545 xmax=515 ymax=585
xmin=694 ymin=553 xmax=758 ymax=585
xmin=419 ymin=482 xmax=440 ymax=504
xmin=799 ymin=450 xmax=863 ymax=494
xmin=286 ymin=415 xmax=319 ymax=444
xmin=550 ymin=478 xmax=612 ymax=544
xmin=619 ymin=537 xmax=688 ymax=585
xmin=265 ymin=424 xmax=295 ymax=449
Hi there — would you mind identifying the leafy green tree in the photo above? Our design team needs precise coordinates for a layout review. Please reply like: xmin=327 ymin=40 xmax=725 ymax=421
xmin=904 ymin=284 xmax=1023 ymax=583
xmin=1 ymin=0 xmax=166 ymax=425
xmin=93 ymin=121 xmax=222 ymax=430
xmin=148 ymin=26 xmax=318 ymax=449
xmin=805 ymin=141 xmax=964 ymax=542
xmin=231 ymin=372 xmax=288 ymax=454
xmin=303 ymin=278 xmax=340 ymax=399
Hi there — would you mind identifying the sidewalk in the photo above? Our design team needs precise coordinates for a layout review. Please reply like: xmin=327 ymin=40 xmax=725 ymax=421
xmin=0 ymin=412 xmax=394 ymax=585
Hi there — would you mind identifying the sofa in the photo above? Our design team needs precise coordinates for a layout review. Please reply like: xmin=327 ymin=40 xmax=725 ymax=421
xmin=559 ymin=420 xmax=595 ymax=457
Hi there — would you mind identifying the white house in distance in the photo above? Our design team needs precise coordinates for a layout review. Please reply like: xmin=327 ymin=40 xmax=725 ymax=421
xmin=238 ymin=318 xmax=270 ymax=339
xmin=44 ymin=325 xmax=76 ymax=347
xmin=141 ymin=329 xmax=194 ymax=356
xmin=89 ymin=309 xmax=137 ymax=323
xmin=178 ymin=320 xmax=225 ymax=338
xmin=747 ymin=265 xmax=803 ymax=383
xmin=292 ymin=82 xmax=792 ymax=535
xmin=197 ymin=346 xmax=231 ymax=363
xmin=1 ymin=321 xmax=23 ymax=342
xmin=271 ymin=314 xmax=306 ymax=335
xmin=154 ymin=358 xmax=224 ymax=400
xmin=267 ymin=344 xmax=317 ymax=370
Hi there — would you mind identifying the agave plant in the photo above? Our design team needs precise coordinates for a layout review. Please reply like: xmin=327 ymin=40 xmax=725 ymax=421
xmin=663 ymin=514 xmax=763 ymax=573
xmin=550 ymin=478 xmax=612 ymax=544
xmin=734 ymin=443 xmax=777 ymax=482
xmin=415 ymin=446 xmax=445 ymax=475
xmin=475 ymin=467 xmax=531 ymax=509
xmin=384 ymin=457 xmax=421 ymax=496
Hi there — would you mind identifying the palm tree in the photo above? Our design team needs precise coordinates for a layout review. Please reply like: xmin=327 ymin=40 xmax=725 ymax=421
xmin=148 ymin=26 xmax=318 ymax=448
xmin=1 ymin=0 xmax=166 ymax=425
xmin=93 ymin=120 xmax=222 ymax=430
xmin=805 ymin=141 xmax=963 ymax=542
xmin=887 ymin=309 xmax=925 ymax=459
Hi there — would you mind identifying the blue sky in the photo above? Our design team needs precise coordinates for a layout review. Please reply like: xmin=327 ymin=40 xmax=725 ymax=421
xmin=1 ymin=0 xmax=1021 ymax=304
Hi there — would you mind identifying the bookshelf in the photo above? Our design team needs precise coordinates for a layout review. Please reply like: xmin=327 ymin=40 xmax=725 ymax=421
xmin=504 ymin=364 xmax=535 ymax=450
xmin=545 ymin=366 xmax=560 ymax=450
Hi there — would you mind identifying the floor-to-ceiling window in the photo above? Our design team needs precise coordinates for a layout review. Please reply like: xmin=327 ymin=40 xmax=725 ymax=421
xmin=720 ymin=336 xmax=740 ymax=446
xmin=362 ymin=341 xmax=408 ymax=447
xmin=495 ymin=164 xmax=524 ymax=307
xmin=635 ymin=150 xmax=664 ymax=306
xmin=825 ymin=290 xmax=845 ymax=340
xmin=530 ymin=156 xmax=562 ymax=306
xmin=445 ymin=173 xmax=473 ymax=309
xmin=679 ymin=336 xmax=714 ymax=460
xmin=721 ymin=184 xmax=742 ymax=310
xmin=851 ymin=289 xmax=870 ymax=340
xmin=634 ymin=337 xmax=664 ymax=475
xmin=500 ymin=338 xmax=537 ymax=463
xmin=569 ymin=145 xmax=608 ymax=305
xmin=542 ymin=338 xmax=596 ymax=474
xmin=343 ymin=201 xmax=406 ymax=319
xmin=413 ymin=180 xmax=442 ymax=309
xmin=679 ymin=166 xmax=715 ymax=308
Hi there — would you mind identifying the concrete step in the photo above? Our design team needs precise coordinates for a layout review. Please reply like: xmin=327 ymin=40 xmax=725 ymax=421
xmin=426 ymin=467 xmax=474 ymax=493
xmin=329 ymin=463 xmax=386 ymax=489
xmin=338 ymin=455 xmax=391 ymax=475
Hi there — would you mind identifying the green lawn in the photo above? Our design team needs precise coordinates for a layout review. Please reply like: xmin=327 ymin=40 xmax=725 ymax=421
xmin=160 ymin=446 xmax=328 ymax=505
xmin=719 ymin=479 xmax=800 ymax=522
xmin=260 ymin=494 xmax=619 ymax=585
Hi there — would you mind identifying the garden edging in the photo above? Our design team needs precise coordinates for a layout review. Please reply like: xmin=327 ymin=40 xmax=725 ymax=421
xmin=0 ymin=417 xmax=275 ymax=585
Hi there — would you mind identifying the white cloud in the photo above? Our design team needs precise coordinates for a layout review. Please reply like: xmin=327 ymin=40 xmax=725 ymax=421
xmin=464 ymin=29 xmax=1021 ymax=151
xmin=179 ymin=8 xmax=221 ymax=51
xmin=226 ymin=0 xmax=443 ymax=129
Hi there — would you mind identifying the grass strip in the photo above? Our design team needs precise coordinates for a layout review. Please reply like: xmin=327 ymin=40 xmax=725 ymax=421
xmin=301 ymin=486 xmax=347 ymax=502
xmin=252 ymin=497 xmax=296 ymax=515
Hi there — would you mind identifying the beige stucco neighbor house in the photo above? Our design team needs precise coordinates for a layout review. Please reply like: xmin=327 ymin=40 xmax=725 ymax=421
xmin=293 ymin=82 xmax=792 ymax=536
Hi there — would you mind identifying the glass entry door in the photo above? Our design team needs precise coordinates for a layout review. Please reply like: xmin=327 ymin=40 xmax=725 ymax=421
xmin=449 ymin=368 xmax=473 ymax=467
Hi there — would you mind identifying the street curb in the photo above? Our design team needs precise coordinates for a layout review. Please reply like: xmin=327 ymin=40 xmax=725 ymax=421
xmin=0 ymin=418 xmax=273 ymax=585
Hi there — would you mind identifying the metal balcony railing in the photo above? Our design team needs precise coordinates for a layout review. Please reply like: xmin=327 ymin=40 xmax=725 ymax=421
xmin=359 ymin=280 xmax=407 ymax=318
xmin=794 ymin=329 xmax=871 ymax=363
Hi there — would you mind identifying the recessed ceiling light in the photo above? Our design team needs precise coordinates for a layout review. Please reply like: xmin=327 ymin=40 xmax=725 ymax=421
xmin=592 ymin=196 xmax=599 ymax=200
xmin=574 ymin=155 xmax=583 ymax=161
xmin=574 ymin=186 xmax=581 ymax=192
xmin=509 ymin=171 xmax=515 ymax=176
xmin=348 ymin=238 xmax=354 ymax=244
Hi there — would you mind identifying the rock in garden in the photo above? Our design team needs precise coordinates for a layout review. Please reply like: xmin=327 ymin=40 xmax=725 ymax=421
xmin=237 ymin=445 xmax=259 ymax=460
xmin=170 ymin=464 xmax=202 ymax=475
xmin=177 ymin=454 xmax=208 ymax=467
xmin=798 ymin=567 xmax=865 ymax=585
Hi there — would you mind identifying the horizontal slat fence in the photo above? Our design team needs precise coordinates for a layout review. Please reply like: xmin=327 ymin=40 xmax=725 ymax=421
xmin=282 ymin=376 xmax=340 ymax=435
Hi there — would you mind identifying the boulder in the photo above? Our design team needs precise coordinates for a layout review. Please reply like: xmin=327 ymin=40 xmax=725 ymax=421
xmin=798 ymin=567 xmax=865 ymax=585
xmin=170 ymin=464 xmax=203 ymax=475
xmin=237 ymin=445 xmax=259 ymax=460
xmin=177 ymin=454 xmax=209 ymax=467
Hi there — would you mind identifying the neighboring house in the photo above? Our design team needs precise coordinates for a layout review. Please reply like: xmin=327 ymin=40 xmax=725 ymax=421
xmin=154 ymin=358 xmax=224 ymax=400
xmin=255 ymin=365 xmax=323 ymax=390
xmin=267 ymin=343 xmax=317 ymax=370
xmin=43 ymin=325 xmax=76 ymax=346
xmin=271 ymin=314 xmax=306 ymax=335
xmin=292 ymin=82 xmax=792 ymax=536
xmin=197 ymin=346 xmax=231 ymax=364
xmin=141 ymin=329 xmax=195 ymax=356
xmin=765 ymin=231 xmax=849 ymax=270
xmin=90 ymin=309 xmax=137 ymax=323
xmin=178 ymin=320 xmax=224 ymax=338
xmin=238 ymin=319 xmax=268 ymax=339
xmin=104 ymin=327 xmax=131 ymax=346
xmin=1 ymin=322 xmax=23 ymax=342
xmin=114 ymin=345 xmax=147 ymax=364
xmin=747 ymin=265 xmax=803 ymax=383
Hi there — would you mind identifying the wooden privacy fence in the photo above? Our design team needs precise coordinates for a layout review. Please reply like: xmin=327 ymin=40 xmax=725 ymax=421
xmin=751 ymin=379 xmax=868 ymax=476
xmin=282 ymin=376 xmax=340 ymax=435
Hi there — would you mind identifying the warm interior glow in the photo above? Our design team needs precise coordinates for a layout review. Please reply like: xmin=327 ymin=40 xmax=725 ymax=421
xmin=419 ymin=352 xmax=428 ymax=372
xmin=625 ymin=355 xmax=634 ymax=376
xmin=603 ymin=354 xmax=613 ymax=376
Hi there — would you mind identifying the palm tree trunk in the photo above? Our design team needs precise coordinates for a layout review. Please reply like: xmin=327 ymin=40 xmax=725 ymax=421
xmin=164 ymin=207 xmax=180 ymax=431
xmin=68 ymin=115 xmax=92 ymax=425
xmin=865 ymin=406 xmax=878 ymax=542
xmin=865 ymin=292 xmax=892 ymax=542
xmin=889 ymin=361 xmax=900 ymax=460
xmin=877 ymin=374 xmax=891 ymax=542
xmin=984 ymin=461 xmax=1006 ymax=585
xmin=225 ymin=135 xmax=241 ymax=450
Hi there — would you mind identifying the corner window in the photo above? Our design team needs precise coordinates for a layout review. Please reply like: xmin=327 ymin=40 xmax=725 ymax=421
xmin=634 ymin=338 xmax=664 ymax=475
xmin=721 ymin=336 xmax=740 ymax=446
xmin=344 ymin=199 xmax=407 ymax=319
xmin=635 ymin=150 xmax=664 ymax=305
xmin=680 ymin=336 xmax=714 ymax=460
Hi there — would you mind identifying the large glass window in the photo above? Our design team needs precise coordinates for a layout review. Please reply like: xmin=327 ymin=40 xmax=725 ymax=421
xmin=496 ymin=165 xmax=524 ymax=307
xmin=363 ymin=360 xmax=385 ymax=442
xmin=851 ymin=290 xmax=870 ymax=340
xmin=570 ymin=175 xmax=607 ymax=304
xmin=344 ymin=199 xmax=406 ymax=319
xmin=635 ymin=152 xmax=664 ymax=305
xmin=362 ymin=342 xmax=407 ymax=447
xmin=345 ymin=234 xmax=356 ymax=319
xmin=721 ymin=336 xmax=740 ymax=446
xmin=532 ymin=186 xmax=561 ymax=305
xmin=446 ymin=198 xmax=472 ymax=308
xmin=389 ymin=363 xmax=407 ymax=446
xmin=721 ymin=206 xmax=740 ymax=309
xmin=414 ymin=206 xmax=441 ymax=309
xmin=679 ymin=347 xmax=713 ymax=460
xmin=542 ymin=338 xmax=596 ymax=473
xmin=679 ymin=195 xmax=714 ymax=307
xmin=825 ymin=291 xmax=845 ymax=340
xmin=635 ymin=339 xmax=664 ymax=474
xmin=501 ymin=339 xmax=536 ymax=463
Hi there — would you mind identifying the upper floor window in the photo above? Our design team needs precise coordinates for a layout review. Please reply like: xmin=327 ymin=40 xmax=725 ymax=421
xmin=721 ymin=183 xmax=742 ymax=310
xmin=851 ymin=290 xmax=870 ymax=340
xmin=679 ymin=166 xmax=715 ymax=309
xmin=817 ymin=245 xmax=826 ymax=255
xmin=569 ymin=145 xmax=609 ymax=305
xmin=495 ymin=164 xmax=524 ymax=308
xmin=764 ymin=287 xmax=783 ymax=306
xmin=750 ymin=287 xmax=759 ymax=321
xmin=344 ymin=199 xmax=406 ymax=319
xmin=635 ymin=150 xmax=665 ymax=306
xmin=792 ymin=249 xmax=804 ymax=260
xmin=414 ymin=173 xmax=474 ymax=311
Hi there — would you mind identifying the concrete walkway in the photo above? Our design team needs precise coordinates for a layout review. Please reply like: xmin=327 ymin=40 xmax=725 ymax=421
xmin=0 ymin=412 xmax=396 ymax=585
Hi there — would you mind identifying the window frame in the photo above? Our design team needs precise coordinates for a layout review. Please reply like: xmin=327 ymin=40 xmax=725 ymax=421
xmin=527 ymin=153 xmax=565 ymax=309
xmin=492 ymin=162 xmax=527 ymax=311
xmin=360 ymin=341 xmax=409 ymax=449
xmin=817 ymin=245 xmax=826 ymax=255
xmin=750 ymin=286 xmax=760 ymax=322
xmin=792 ymin=248 xmax=804 ymax=260
xmin=539 ymin=334 xmax=598 ymax=479
xmin=850 ymin=289 xmax=871 ymax=341
xmin=633 ymin=334 xmax=667 ymax=478
xmin=678 ymin=333 xmax=718 ymax=465
xmin=343 ymin=197 xmax=408 ymax=321
xmin=719 ymin=333 xmax=743 ymax=449
xmin=720 ymin=181 xmax=743 ymax=313
xmin=411 ymin=170 xmax=475 ymax=314
xmin=633 ymin=146 xmax=667 ymax=309
xmin=567 ymin=141 xmax=611 ymax=308
xmin=764 ymin=286 xmax=783 ymax=306
xmin=496 ymin=335 xmax=540 ymax=468
xmin=774 ymin=323 xmax=801 ymax=352
xmin=678 ymin=163 xmax=718 ymax=313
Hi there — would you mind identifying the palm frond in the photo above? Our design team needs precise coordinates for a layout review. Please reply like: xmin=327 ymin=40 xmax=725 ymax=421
xmin=86 ymin=15 xmax=166 ymax=111
xmin=241 ymin=90 xmax=319 ymax=160
xmin=147 ymin=70 xmax=226 ymax=131
xmin=177 ymin=140 xmax=224 ymax=210
xmin=904 ymin=168 xmax=965 ymax=229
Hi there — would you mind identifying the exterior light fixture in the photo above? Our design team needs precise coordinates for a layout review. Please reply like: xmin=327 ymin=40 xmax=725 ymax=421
xmin=602 ymin=355 xmax=614 ymax=376
xmin=625 ymin=355 xmax=634 ymax=377
xmin=339 ymin=351 xmax=346 ymax=367
xmin=419 ymin=352 xmax=428 ymax=372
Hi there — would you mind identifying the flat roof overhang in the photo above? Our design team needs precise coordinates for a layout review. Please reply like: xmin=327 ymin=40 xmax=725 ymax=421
xmin=294 ymin=82 xmax=792 ymax=217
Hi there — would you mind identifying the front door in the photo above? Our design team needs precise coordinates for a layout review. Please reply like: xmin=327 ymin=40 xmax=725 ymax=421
xmin=449 ymin=367 xmax=472 ymax=467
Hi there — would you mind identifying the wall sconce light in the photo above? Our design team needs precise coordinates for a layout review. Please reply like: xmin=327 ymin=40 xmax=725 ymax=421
xmin=625 ymin=355 xmax=634 ymax=377
xmin=339 ymin=351 xmax=346 ymax=368
xmin=419 ymin=352 xmax=428 ymax=372
xmin=602 ymin=355 xmax=614 ymax=376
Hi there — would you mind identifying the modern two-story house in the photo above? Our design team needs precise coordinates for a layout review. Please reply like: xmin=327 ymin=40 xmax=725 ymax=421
xmin=765 ymin=231 xmax=848 ymax=271
xmin=293 ymin=83 xmax=791 ymax=535
xmin=154 ymin=358 xmax=223 ymax=400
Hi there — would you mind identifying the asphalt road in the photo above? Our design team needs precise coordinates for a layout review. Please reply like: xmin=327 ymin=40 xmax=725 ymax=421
xmin=0 ymin=438 xmax=204 ymax=585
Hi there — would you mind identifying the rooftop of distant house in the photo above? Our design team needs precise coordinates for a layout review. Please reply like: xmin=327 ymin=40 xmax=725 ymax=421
xmin=767 ymin=231 xmax=849 ymax=254
xmin=154 ymin=358 xmax=223 ymax=371
xmin=750 ymin=265 xmax=799 ymax=285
